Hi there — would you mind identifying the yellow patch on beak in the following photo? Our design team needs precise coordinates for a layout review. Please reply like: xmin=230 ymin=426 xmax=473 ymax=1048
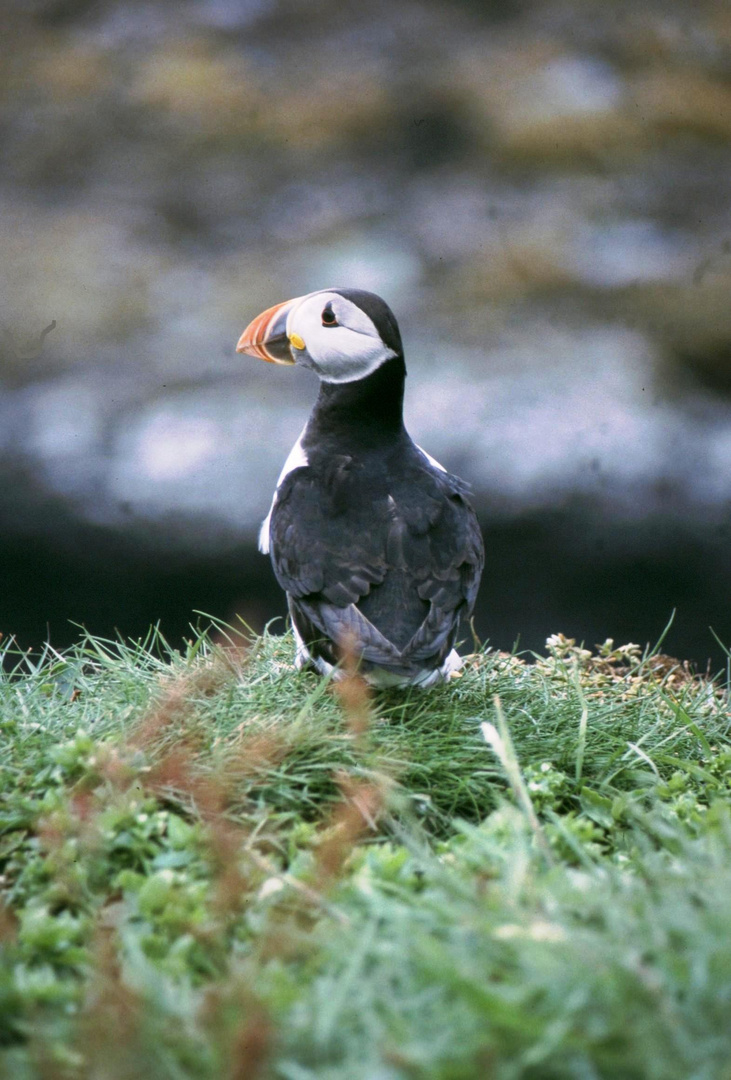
xmin=288 ymin=332 xmax=306 ymax=351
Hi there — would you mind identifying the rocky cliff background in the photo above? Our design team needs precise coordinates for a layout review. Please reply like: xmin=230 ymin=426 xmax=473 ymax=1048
xmin=2 ymin=0 xmax=731 ymax=667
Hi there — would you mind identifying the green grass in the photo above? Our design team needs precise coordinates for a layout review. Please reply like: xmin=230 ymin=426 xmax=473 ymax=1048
xmin=1 ymin=623 xmax=731 ymax=1078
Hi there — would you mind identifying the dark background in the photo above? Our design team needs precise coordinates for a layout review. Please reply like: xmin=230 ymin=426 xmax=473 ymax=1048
xmin=2 ymin=0 xmax=731 ymax=669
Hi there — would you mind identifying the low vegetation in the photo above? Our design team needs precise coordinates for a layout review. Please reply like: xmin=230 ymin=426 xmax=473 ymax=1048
xmin=1 ymin=621 xmax=731 ymax=1078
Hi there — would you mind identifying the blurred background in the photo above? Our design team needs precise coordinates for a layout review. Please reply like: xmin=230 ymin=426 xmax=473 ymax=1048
xmin=2 ymin=0 xmax=731 ymax=668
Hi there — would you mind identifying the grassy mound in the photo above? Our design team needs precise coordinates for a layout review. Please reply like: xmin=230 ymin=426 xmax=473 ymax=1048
xmin=1 ymin=624 xmax=731 ymax=1078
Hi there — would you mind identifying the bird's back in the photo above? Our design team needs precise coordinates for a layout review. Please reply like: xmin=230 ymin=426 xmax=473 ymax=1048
xmin=269 ymin=435 xmax=483 ymax=683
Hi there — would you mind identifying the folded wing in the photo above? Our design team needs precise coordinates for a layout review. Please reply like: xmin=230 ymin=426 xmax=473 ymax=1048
xmin=269 ymin=453 xmax=484 ymax=677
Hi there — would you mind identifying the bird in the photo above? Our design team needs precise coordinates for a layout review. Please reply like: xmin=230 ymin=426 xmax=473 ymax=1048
xmin=236 ymin=288 xmax=484 ymax=688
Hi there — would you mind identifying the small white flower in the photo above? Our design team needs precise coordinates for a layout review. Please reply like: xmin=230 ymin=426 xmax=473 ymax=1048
xmin=258 ymin=877 xmax=285 ymax=900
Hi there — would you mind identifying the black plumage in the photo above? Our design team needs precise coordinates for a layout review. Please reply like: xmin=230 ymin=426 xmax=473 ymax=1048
xmin=263 ymin=290 xmax=484 ymax=685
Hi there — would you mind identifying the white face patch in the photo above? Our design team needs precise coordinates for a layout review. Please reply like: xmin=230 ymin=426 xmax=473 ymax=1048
xmin=286 ymin=290 xmax=396 ymax=384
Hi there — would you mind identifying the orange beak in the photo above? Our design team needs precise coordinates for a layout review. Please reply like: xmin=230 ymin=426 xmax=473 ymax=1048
xmin=236 ymin=299 xmax=296 ymax=365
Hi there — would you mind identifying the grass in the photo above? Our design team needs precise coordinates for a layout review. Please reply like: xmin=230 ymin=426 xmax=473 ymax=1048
xmin=1 ymin=622 xmax=731 ymax=1078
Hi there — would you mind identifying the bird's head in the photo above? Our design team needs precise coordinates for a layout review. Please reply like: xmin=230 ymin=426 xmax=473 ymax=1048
xmin=236 ymin=288 xmax=403 ymax=384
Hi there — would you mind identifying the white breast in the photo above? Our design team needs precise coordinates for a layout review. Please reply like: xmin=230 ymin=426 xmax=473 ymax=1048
xmin=259 ymin=427 xmax=309 ymax=554
xmin=416 ymin=443 xmax=447 ymax=473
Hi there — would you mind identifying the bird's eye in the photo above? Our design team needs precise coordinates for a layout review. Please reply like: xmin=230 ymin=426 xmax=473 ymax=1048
xmin=321 ymin=306 xmax=338 ymax=327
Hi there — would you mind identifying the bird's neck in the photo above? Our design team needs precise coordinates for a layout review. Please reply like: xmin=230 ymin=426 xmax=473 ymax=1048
xmin=305 ymin=354 xmax=407 ymax=450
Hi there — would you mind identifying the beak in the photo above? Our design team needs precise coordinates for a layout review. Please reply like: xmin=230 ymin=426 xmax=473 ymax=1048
xmin=236 ymin=298 xmax=299 ymax=365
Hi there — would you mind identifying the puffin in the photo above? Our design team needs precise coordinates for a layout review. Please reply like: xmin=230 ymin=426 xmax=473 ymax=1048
xmin=236 ymin=288 xmax=484 ymax=688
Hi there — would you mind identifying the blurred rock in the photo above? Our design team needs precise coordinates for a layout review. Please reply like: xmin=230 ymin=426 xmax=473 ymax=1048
xmin=1 ymin=0 xmax=731 ymax=662
xmin=459 ymin=43 xmax=641 ymax=163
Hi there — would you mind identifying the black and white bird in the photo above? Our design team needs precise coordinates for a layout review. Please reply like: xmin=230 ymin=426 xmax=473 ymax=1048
xmin=236 ymin=288 xmax=484 ymax=688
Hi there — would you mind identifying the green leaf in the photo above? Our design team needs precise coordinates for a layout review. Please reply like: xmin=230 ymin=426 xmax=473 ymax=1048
xmin=579 ymin=787 xmax=614 ymax=828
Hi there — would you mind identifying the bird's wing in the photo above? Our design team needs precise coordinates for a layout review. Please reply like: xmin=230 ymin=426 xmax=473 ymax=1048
xmin=396 ymin=466 xmax=484 ymax=661
xmin=269 ymin=456 xmax=483 ymax=667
